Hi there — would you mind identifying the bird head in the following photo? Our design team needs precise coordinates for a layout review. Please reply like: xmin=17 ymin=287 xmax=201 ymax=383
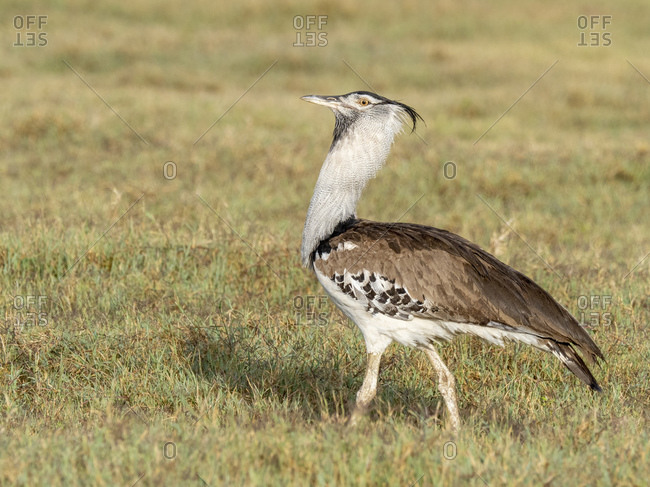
xmin=301 ymin=91 xmax=423 ymax=146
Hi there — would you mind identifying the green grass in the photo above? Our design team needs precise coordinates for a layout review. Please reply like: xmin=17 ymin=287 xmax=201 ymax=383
xmin=1 ymin=0 xmax=649 ymax=485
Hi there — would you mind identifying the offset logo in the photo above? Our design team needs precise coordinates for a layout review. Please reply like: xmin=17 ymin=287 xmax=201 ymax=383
xmin=577 ymin=15 xmax=612 ymax=47
xmin=577 ymin=295 xmax=612 ymax=326
xmin=293 ymin=295 xmax=330 ymax=326
xmin=293 ymin=15 xmax=328 ymax=47
xmin=13 ymin=15 xmax=48 ymax=47
xmin=3 ymin=295 xmax=49 ymax=330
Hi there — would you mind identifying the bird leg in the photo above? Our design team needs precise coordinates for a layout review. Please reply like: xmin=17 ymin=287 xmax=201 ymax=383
xmin=347 ymin=352 xmax=382 ymax=427
xmin=422 ymin=346 xmax=461 ymax=431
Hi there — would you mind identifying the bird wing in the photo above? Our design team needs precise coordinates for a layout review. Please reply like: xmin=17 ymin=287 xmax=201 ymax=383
xmin=314 ymin=219 xmax=604 ymax=363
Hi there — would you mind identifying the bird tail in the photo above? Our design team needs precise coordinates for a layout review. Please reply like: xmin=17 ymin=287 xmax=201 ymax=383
xmin=549 ymin=342 xmax=602 ymax=392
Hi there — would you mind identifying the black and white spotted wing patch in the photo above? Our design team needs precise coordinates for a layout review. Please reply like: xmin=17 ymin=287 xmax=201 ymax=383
xmin=332 ymin=270 xmax=440 ymax=320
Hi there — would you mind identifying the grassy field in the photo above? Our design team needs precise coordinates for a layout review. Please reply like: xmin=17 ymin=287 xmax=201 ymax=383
xmin=1 ymin=0 xmax=649 ymax=485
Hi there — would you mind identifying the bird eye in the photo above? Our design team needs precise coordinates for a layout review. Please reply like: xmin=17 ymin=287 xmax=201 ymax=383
xmin=359 ymin=98 xmax=370 ymax=106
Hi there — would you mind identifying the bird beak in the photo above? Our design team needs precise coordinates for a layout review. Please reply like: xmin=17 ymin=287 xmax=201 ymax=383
xmin=301 ymin=95 xmax=343 ymax=109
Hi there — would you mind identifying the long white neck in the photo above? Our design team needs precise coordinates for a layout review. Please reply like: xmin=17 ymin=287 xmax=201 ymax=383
xmin=301 ymin=114 xmax=405 ymax=267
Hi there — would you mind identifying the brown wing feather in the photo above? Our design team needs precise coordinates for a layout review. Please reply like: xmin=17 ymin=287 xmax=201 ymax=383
xmin=315 ymin=219 xmax=604 ymax=364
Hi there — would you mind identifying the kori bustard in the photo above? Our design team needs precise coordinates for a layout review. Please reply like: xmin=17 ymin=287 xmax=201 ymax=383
xmin=300 ymin=91 xmax=603 ymax=430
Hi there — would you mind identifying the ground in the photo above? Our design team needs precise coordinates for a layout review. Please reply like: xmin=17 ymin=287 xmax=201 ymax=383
xmin=1 ymin=0 xmax=649 ymax=485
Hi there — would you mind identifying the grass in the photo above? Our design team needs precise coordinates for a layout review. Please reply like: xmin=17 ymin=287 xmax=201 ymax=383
xmin=1 ymin=0 xmax=649 ymax=485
